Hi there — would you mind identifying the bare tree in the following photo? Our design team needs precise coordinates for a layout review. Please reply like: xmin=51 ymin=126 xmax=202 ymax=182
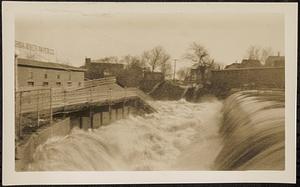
xmin=177 ymin=67 xmax=191 ymax=81
xmin=184 ymin=42 xmax=214 ymax=81
xmin=141 ymin=46 xmax=171 ymax=72
xmin=260 ymin=47 xmax=273 ymax=64
xmin=159 ymin=53 xmax=171 ymax=76
xmin=95 ymin=56 xmax=119 ymax=63
xmin=247 ymin=45 xmax=261 ymax=60
xmin=121 ymin=55 xmax=144 ymax=69
xmin=160 ymin=60 xmax=172 ymax=78
xmin=246 ymin=45 xmax=273 ymax=64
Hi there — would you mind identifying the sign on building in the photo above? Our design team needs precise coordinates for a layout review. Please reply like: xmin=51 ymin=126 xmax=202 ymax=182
xmin=15 ymin=41 xmax=55 ymax=55
xmin=15 ymin=41 xmax=56 ymax=62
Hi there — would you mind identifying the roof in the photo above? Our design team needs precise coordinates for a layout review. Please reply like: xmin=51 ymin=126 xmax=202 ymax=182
xmin=90 ymin=61 xmax=124 ymax=67
xmin=211 ymin=66 xmax=284 ymax=72
xmin=225 ymin=63 xmax=241 ymax=69
xmin=17 ymin=58 xmax=86 ymax=72
xmin=241 ymin=59 xmax=261 ymax=64
xmin=266 ymin=56 xmax=285 ymax=62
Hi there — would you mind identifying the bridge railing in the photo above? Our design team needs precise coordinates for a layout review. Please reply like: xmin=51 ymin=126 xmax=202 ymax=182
xmin=15 ymin=82 xmax=154 ymax=139
xmin=83 ymin=77 xmax=116 ymax=88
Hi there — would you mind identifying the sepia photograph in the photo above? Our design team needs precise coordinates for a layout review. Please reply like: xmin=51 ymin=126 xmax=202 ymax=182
xmin=2 ymin=2 xmax=297 ymax=185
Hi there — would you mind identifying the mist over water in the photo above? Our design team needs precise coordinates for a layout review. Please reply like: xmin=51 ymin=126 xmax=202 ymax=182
xmin=27 ymin=98 xmax=224 ymax=171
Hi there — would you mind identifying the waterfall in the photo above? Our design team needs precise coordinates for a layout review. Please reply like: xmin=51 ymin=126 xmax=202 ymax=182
xmin=215 ymin=90 xmax=285 ymax=170
xmin=25 ymin=90 xmax=284 ymax=171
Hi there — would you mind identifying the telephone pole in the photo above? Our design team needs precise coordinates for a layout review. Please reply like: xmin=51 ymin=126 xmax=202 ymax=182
xmin=173 ymin=59 xmax=177 ymax=81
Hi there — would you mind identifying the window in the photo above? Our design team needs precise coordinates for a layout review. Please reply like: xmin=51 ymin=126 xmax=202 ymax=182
xmin=43 ymin=82 xmax=49 ymax=86
xmin=28 ymin=81 xmax=34 ymax=86
xmin=67 ymin=81 xmax=72 ymax=87
xmin=68 ymin=72 xmax=71 ymax=81
xmin=44 ymin=74 xmax=48 ymax=79
xmin=29 ymin=72 xmax=33 ymax=79
xmin=56 ymin=82 xmax=62 ymax=86
xmin=57 ymin=74 xmax=60 ymax=79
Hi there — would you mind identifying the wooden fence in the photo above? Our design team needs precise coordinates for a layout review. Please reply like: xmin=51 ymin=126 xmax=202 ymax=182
xmin=15 ymin=78 xmax=154 ymax=140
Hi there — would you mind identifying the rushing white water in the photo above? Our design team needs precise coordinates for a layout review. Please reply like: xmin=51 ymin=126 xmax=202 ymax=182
xmin=27 ymin=97 xmax=224 ymax=171
xmin=215 ymin=90 xmax=285 ymax=170
xmin=26 ymin=91 xmax=285 ymax=171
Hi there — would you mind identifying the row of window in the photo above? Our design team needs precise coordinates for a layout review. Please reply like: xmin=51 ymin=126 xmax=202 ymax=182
xmin=29 ymin=72 xmax=71 ymax=80
xmin=27 ymin=81 xmax=82 ymax=87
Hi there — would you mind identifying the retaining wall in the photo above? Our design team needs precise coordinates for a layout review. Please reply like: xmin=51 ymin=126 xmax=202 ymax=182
xmin=16 ymin=118 xmax=71 ymax=171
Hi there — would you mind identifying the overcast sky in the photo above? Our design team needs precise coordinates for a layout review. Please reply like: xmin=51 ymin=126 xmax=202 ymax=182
xmin=15 ymin=4 xmax=284 ymax=69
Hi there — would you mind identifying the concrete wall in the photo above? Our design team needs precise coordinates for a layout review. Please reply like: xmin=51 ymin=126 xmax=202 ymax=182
xmin=16 ymin=118 xmax=71 ymax=171
xmin=17 ymin=66 xmax=85 ymax=89
xmin=69 ymin=106 xmax=131 ymax=130
xmin=211 ymin=67 xmax=284 ymax=89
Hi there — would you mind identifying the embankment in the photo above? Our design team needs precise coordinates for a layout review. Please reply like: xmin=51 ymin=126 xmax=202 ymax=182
xmin=214 ymin=90 xmax=285 ymax=170
xmin=149 ymin=81 xmax=185 ymax=100
xmin=148 ymin=81 xmax=229 ymax=101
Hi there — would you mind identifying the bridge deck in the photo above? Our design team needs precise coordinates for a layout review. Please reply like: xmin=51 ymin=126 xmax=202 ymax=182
xmin=15 ymin=82 xmax=155 ymax=116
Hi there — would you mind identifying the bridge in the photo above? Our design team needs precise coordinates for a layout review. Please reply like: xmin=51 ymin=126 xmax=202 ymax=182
xmin=15 ymin=77 xmax=156 ymax=140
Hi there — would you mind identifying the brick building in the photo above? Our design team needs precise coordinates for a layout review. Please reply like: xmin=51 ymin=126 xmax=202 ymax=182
xmin=139 ymin=71 xmax=165 ymax=92
xmin=83 ymin=58 xmax=124 ymax=80
xmin=265 ymin=55 xmax=285 ymax=67
xmin=210 ymin=67 xmax=285 ymax=89
xmin=16 ymin=58 xmax=86 ymax=89
xmin=225 ymin=59 xmax=262 ymax=69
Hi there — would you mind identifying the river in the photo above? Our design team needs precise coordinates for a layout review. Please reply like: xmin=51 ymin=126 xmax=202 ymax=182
xmin=27 ymin=91 xmax=284 ymax=171
xmin=27 ymin=97 xmax=224 ymax=171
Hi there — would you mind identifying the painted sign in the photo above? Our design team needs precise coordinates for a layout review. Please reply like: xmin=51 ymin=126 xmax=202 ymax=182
xmin=15 ymin=41 xmax=55 ymax=55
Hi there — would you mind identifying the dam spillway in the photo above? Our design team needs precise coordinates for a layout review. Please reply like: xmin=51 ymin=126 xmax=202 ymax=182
xmin=25 ymin=91 xmax=284 ymax=171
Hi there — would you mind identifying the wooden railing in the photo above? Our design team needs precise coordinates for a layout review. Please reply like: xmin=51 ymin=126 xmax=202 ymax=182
xmin=83 ymin=77 xmax=116 ymax=88
xmin=15 ymin=80 xmax=155 ymax=139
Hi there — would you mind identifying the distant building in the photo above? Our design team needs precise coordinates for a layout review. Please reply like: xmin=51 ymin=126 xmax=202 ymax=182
xmin=188 ymin=63 xmax=212 ymax=83
xmin=265 ymin=55 xmax=285 ymax=67
xmin=83 ymin=58 xmax=124 ymax=79
xmin=225 ymin=63 xmax=242 ymax=69
xmin=225 ymin=59 xmax=262 ymax=69
xmin=16 ymin=58 xmax=86 ymax=89
xmin=139 ymin=71 xmax=165 ymax=92
xmin=211 ymin=67 xmax=285 ymax=89
xmin=240 ymin=59 xmax=262 ymax=68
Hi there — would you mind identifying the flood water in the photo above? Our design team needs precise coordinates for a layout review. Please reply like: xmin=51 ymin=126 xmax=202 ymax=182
xmin=27 ymin=97 xmax=224 ymax=171
xmin=27 ymin=91 xmax=284 ymax=171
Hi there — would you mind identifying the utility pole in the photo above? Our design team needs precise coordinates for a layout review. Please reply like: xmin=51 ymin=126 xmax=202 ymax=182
xmin=173 ymin=59 xmax=177 ymax=81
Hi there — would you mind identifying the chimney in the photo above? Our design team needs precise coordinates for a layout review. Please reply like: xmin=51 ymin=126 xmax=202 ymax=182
xmin=277 ymin=52 xmax=280 ymax=56
xmin=85 ymin=58 xmax=91 ymax=66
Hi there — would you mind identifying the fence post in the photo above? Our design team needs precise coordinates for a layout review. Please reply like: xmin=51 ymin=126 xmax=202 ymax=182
xmin=89 ymin=107 xmax=93 ymax=129
xmin=37 ymin=89 xmax=40 ymax=128
xmin=122 ymin=102 xmax=125 ymax=118
xmin=49 ymin=88 xmax=53 ymax=125
xmin=63 ymin=88 xmax=66 ymax=111
xmin=18 ymin=91 xmax=23 ymax=139
xmin=90 ymin=87 xmax=92 ymax=103
xmin=108 ymin=88 xmax=112 ymax=121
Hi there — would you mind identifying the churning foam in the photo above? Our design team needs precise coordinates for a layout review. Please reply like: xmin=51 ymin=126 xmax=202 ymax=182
xmin=27 ymin=98 xmax=223 ymax=171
